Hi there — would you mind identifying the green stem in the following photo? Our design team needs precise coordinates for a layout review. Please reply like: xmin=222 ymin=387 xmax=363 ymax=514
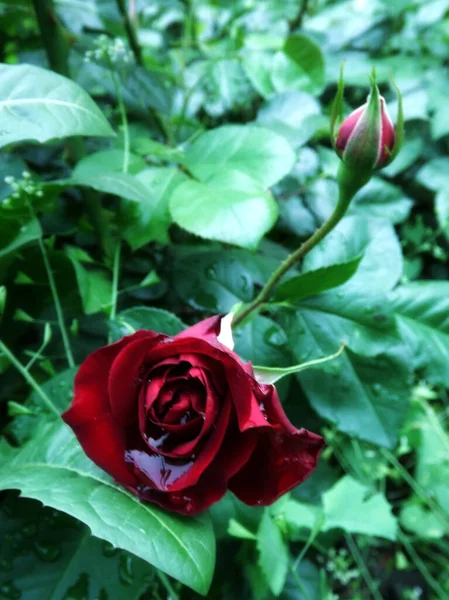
xmin=38 ymin=236 xmax=75 ymax=368
xmin=233 ymin=188 xmax=354 ymax=327
xmin=0 ymin=340 xmax=60 ymax=418
xmin=156 ymin=571 xmax=179 ymax=600
xmin=345 ymin=534 xmax=383 ymax=600
xmin=116 ymin=0 xmax=142 ymax=65
xmin=110 ymin=69 xmax=130 ymax=173
xmin=289 ymin=563 xmax=313 ymax=600
xmin=108 ymin=243 xmax=121 ymax=344
xmin=381 ymin=448 xmax=449 ymax=530
xmin=398 ymin=531 xmax=448 ymax=600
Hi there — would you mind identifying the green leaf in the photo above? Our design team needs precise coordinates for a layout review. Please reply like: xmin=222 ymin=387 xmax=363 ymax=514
xmin=303 ymin=216 xmax=403 ymax=296
xmin=322 ymin=475 xmax=397 ymax=540
xmin=0 ymin=64 xmax=114 ymax=148
xmin=170 ymin=247 xmax=278 ymax=313
xmin=242 ymin=51 xmax=277 ymax=98
xmin=183 ymin=125 xmax=296 ymax=187
xmin=257 ymin=510 xmax=289 ymax=596
xmin=416 ymin=157 xmax=449 ymax=191
xmin=391 ymin=282 xmax=449 ymax=387
xmin=6 ymin=368 xmax=77 ymax=444
xmin=0 ymin=218 xmax=41 ymax=259
xmin=169 ymin=170 xmax=278 ymax=250
xmin=282 ymin=560 xmax=321 ymax=600
xmin=65 ymin=247 xmax=112 ymax=315
xmin=110 ymin=307 xmax=186 ymax=342
xmin=283 ymin=311 xmax=411 ymax=447
xmin=227 ymin=518 xmax=257 ymax=540
xmin=400 ymin=502 xmax=448 ymax=539
xmin=123 ymin=167 xmax=188 ymax=248
xmin=68 ymin=158 xmax=152 ymax=204
xmin=71 ymin=149 xmax=147 ymax=175
xmin=435 ymin=187 xmax=449 ymax=240
xmin=276 ymin=256 xmax=363 ymax=303
xmin=0 ymin=421 xmax=215 ymax=595
xmin=349 ymin=177 xmax=413 ymax=225
xmin=271 ymin=35 xmax=325 ymax=95
xmin=257 ymin=91 xmax=323 ymax=148
xmin=0 ymin=494 xmax=153 ymax=600
xmin=233 ymin=314 xmax=290 ymax=368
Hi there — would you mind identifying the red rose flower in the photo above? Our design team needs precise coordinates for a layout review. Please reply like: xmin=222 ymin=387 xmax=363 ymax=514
xmin=62 ymin=316 xmax=324 ymax=515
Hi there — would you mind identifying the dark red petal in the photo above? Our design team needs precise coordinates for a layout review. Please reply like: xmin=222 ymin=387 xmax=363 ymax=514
xmin=126 ymin=392 xmax=232 ymax=492
xmin=129 ymin=415 xmax=258 ymax=515
xmin=175 ymin=315 xmax=223 ymax=346
xmin=62 ymin=331 xmax=154 ymax=485
xmin=108 ymin=332 xmax=170 ymax=426
xmin=229 ymin=385 xmax=324 ymax=505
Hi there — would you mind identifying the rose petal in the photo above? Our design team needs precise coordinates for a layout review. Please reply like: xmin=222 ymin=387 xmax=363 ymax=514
xmin=229 ymin=384 xmax=324 ymax=505
xmin=62 ymin=331 xmax=154 ymax=485
xmin=131 ymin=415 xmax=257 ymax=515
xmin=108 ymin=331 xmax=169 ymax=426
xmin=126 ymin=392 xmax=232 ymax=492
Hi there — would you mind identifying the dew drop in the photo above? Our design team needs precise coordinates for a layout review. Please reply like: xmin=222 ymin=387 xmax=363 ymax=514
xmin=263 ymin=326 xmax=286 ymax=348
xmin=33 ymin=542 xmax=61 ymax=562
xmin=0 ymin=559 xmax=12 ymax=571
xmin=205 ymin=265 xmax=217 ymax=280
xmin=0 ymin=582 xmax=21 ymax=599
xmin=103 ymin=542 xmax=119 ymax=557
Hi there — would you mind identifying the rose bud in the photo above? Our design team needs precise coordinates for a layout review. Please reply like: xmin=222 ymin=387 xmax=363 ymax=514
xmin=335 ymin=89 xmax=395 ymax=171
xmin=330 ymin=67 xmax=404 ymax=201
xmin=62 ymin=315 xmax=324 ymax=515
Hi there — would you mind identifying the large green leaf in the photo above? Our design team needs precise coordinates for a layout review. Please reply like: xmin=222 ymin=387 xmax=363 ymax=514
xmin=183 ymin=125 xmax=295 ymax=187
xmin=302 ymin=216 xmax=403 ymax=296
xmin=169 ymin=170 xmax=278 ymax=250
xmin=110 ymin=307 xmax=186 ymax=342
xmin=271 ymin=35 xmax=325 ymax=95
xmin=68 ymin=157 xmax=152 ymax=204
xmin=283 ymin=311 xmax=412 ymax=447
xmin=170 ymin=247 xmax=279 ymax=313
xmin=0 ymin=64 xmax=114 ymax=148
xmin=0 ymin=421 xmax=215 ymax=595
xmin=256 ymin=91 xmax=323 ymax=148
xmin=391 ymin=282 xmax=449 ymax=386
xmin=0 ymin=494 xmax=153 ymax=600
xmin=322 ymin=476 xmax=397 ymax=540
xmin=124 ymin=167 xmax=188 ymax=249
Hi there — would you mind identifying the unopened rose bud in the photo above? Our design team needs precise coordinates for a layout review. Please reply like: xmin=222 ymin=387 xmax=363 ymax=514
xmin=335 ymin=90 xmax=395 ymax=171
xmin=330 ymin=67 xmax=404 ymax=200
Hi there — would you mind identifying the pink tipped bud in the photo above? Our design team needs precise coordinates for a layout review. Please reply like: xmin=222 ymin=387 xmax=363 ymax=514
xmin=335 ymin=90 xmax=395 ymax=171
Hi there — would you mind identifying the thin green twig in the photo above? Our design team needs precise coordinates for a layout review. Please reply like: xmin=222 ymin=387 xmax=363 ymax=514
xmin=156 ymin=571 xmax=180 ymax=600
xmin=109 ymin=69 xmax=130 ymax=174
xmin=381 ymin=448 xmax=449 ymax=531
xmin=0 ymin=340 xmax=60 ymax=418
xmin=399 ymin=530 xmax=448 ymax=600
xmin=38 ymin=236 xmax=75 ymax=368
xmin=345 ymin=533 xmax=383 ymax=600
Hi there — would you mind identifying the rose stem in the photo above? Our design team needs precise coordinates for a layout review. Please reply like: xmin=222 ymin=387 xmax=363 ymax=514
xmin=0 ymin=340 xmax=60 ymax=418
xmin=232 ymin=187 xmax=354 ymax=327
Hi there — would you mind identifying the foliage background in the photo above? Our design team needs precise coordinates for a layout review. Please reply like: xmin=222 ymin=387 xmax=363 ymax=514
xmin=1 ymin=0 xmax=449 ymax=599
